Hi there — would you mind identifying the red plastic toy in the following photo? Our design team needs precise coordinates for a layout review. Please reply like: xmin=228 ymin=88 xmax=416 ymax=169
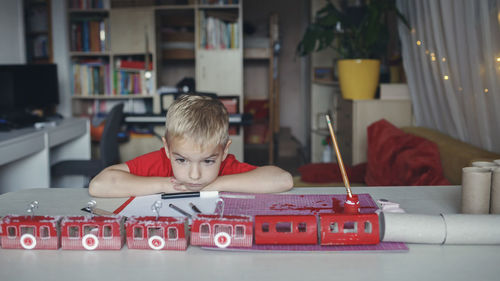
xmin=60 ymin=215 xmax=124 ymax=250
xmin=254 ymin=215 xmax=317 ymax=245
xmin=125 ymin=216 xmax=188 ymax=250
xmin=0 ymin=215 xmax=61 ymax=250
xmin=319 ymin=213 xmax=380 ymax=245
xmin=190 ymin=214 xmax=253 ymax=248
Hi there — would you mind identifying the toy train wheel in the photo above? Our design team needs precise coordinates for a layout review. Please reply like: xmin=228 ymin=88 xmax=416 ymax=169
xmin=148 ymin=235 xmax=165 ymax=250
xmin=20 ymin=234 xmax=37 ymax=250
xmin=82 ymin=234 xmax=99 ymax=250
xmin=214 ymin=232 xmax=231 ymax=248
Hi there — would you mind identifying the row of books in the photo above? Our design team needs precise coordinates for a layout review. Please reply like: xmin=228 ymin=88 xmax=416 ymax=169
xmin=200 ymin=0 xmax=239 ymax=4
xmin=70 ymin=18 xmax=109 ymax=52
xmin=72 ymin=61 xmax=111 ymax=96
xmin=199 ymin=13 xmax=239 ymax=49
xmin=113 ymin=70 xmax=154 ymax=96
xmin=68 ymin=0 xmax=110 ymax=9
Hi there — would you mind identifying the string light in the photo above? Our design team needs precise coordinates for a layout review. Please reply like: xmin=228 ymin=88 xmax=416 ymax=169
xmin=417 ymin=40 xmax=422 ymax=46
xmin=425 ymin=50 xmax=430 ymax=55
xmin=442 ymin=57 xmax=446 ymax=62
xmin=458 ymin=87 xmax=463 ymax=91
xmin=444 ymin=75 xmax=449 ymax=80
xmin=484 ymin=88 xmax=489 ymax=93
xmin=497 ymin=57 xmax=500 ymax=62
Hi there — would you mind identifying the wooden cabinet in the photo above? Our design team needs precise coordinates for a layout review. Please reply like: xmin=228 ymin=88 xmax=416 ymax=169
xmin=109 ymin=8 xmax=155 ymax=55
xmin=336 ymin=99 xmax=413 ymax=166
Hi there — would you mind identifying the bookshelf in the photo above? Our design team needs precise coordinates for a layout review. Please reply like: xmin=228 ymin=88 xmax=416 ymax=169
xmin=68 ymin=0 xmax=156 ymax=116
xmin=67 ymin=0 xmax=245 ymax=160
xmin=24 ymin=0 xmax=53 ymax=63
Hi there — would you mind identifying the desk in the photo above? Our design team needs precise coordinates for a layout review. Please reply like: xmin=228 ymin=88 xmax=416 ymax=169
xmin=1 ymin=186 xmax=499 ymax=281
xmin=0 ymin=118 xmax=90 ymax=193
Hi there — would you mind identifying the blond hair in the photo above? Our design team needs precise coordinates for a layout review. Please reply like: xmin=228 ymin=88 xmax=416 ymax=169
xmin=165 ymin=94 xmax=229 ymax=148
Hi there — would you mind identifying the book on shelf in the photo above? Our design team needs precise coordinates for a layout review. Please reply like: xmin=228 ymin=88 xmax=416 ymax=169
xmin=199 ymin=11 xmax=239 ymax=50
xmin=113 ymin=70 xmax=154 ymax=96
xmin=116 ymin=59 xmax=153 ymax=70
xmin=69 ymin=0 xmax=110 ymax=9
xmin=200 ymin=0 xmax=239 ymax=4
xmin=72 ymin=59 xmax=110 ymax=96
xmin=70 ymin=17 xmax=109 ymax=52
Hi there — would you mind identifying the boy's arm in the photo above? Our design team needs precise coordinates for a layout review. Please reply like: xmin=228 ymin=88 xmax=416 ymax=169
xmin=88 ymin=164 xmax=180 ymax=197
xmin=202 ymin=165 xmax=293 ymax=193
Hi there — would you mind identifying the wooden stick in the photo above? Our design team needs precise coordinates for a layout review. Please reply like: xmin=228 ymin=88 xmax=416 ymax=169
xmin=325 ymin=115 xmax=353 ymax=198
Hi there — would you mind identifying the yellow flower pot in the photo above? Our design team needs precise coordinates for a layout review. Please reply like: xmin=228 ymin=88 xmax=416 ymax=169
xmin=337 ymin=59 xmax=381 ymax=100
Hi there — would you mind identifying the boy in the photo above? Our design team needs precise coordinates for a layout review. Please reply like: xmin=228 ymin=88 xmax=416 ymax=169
xmin=89 ymin=95 xmax=293 ymax=197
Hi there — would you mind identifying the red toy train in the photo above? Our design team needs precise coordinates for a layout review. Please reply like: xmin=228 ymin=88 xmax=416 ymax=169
xmin=0 ymin=198 xmax=380 ymax=251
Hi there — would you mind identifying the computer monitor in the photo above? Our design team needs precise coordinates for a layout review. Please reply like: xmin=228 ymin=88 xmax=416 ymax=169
xmin=0 ymin=64 xmax=59 ymax=112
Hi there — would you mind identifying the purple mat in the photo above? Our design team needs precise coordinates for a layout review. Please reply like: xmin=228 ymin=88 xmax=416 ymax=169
xmin=208 ymin=192 xmax=408 ymax=252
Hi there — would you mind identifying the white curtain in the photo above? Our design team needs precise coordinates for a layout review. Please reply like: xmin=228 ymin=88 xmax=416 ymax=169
xmin=397 ymin=0 xmax=500 ymax=153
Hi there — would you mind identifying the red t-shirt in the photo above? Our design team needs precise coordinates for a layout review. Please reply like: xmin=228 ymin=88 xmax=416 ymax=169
xmin=126 ymin=147 xmax=256 ymax=177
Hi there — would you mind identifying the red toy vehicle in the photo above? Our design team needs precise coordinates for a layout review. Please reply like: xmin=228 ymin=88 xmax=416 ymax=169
xmin=319 ymin=213 xmax=380 ymax=245
xmin=60 ymin=215 xmax=124 ymax=250
xmin=190 ymin=214 xmax=253 ymax=248
xmin=0 ymin=215 xmax=61 ymax=250
xmin=254 ymin=215 xmax=318 ymax=245
xmin=125 ymin=216 xmax=188 ymax=250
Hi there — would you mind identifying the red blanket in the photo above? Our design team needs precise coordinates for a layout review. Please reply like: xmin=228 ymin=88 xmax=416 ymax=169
xmin=365 ymin=119 xmax=450 ymax=186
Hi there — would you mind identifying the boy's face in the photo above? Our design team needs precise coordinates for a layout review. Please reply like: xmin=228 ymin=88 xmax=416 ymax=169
xmin=162 ymin=136 xmax=231 ymax=191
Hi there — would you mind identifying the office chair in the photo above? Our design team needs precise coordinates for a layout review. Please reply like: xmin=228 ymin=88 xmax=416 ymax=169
xmin=51 ymin=103 xmax=124 ymax=187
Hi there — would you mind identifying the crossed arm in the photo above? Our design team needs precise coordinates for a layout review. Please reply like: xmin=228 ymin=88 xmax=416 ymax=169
xmin=88 ymin=164 xmax=294 ymax=198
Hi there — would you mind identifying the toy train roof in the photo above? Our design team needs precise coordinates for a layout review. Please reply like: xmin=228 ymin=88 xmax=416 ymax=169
xmin=0 ymin=215 xmax=61 ymax=224
xmin=126 ymin=216 xmax=186 ymax=225
xmin=193 ymin=214 xmax=252 ymax=222
xmin=61 ymin=215 xmax=123 ymax=224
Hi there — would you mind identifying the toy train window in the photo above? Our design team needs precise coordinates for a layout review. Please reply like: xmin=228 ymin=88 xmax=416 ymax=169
xmin=364 ymin=221 xmax=373 ymax=233
xmin=234 ymin=225 xmax=245 ymax=239
xmin=214 ymin=224 xmax=232 ymax=236
xmin=329 ymin=223 xmax=339 ymax=233
xmin=167 ymin=227 xmax=178 ymax=240
xmin=344 ymin=222 xmax=357 ymax=233
xmin=133 ymin=226 xmax=144 ymax=239
xmin=200 ymin=223 xmax=210 ymax=238
xmin=40 ymin=226 xmax=50 ymax=239
xmin=261 ymin=223 xmax=270 ymax=232
xmin=7 ymin=226 xmax=17 ymax=238
xmin=68 ymin=226 xmax=79 ymax=238
xmin=148 ymin=227 xmax=163 ymax=238
xmin=84 ymin=225 xmax=99 ymax=236
xmin=20 ymin=226 xmax=35 ymax=236
xmin=103 ymin=225 xmax=112 ymax=239
xmin=297 ymin=222 xmax=307 ymax=233
xmin=276 ymin=222 xmax=292 ymax=233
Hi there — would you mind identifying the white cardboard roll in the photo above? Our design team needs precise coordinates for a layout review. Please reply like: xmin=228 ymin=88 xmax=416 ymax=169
xmin=381 ymin=213 xmax=446 ymax=244
xmin=491 ymin=168 xmax=500 ymax=214
xmin=442 ymin=214 xmax=500 ymax=244
xmin=461 ymin=167 xmax=491 ymax=214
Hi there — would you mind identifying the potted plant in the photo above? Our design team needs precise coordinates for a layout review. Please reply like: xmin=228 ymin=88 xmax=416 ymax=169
xmin=297 ymin=0 xmax=409 ymax=100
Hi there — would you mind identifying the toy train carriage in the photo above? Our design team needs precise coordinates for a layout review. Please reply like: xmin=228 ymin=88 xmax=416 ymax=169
xmin=319 ymin=213 xmax=380 ymax=245
xmin=60 ymin=215 xmax=124 ymax=250
xmin=0 ymin=215 xmax=61 ymax=250
xmin=190 ymin=214 xmax=253 ymax=248
xmin=125 ymin=216 xmax=188 ymax=251
xmin=254 ymin=215 xmax=318 ymax=245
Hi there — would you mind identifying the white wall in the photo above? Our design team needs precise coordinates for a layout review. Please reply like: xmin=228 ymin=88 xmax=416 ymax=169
xmin=0 ymin=0 xmax=26 ymax=63
xmin=51 ymin=0 xmax=72 ymax=117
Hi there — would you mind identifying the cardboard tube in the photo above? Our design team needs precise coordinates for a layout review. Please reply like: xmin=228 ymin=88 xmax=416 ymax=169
xmin=442 ymin=214 xmax=500 ymax=244
xmin=491 ymin=168 xmax=500 ymax=214
xmin=461 ymin=167 xmax=491 ymax=214
xmin=380 ymin=213 xmax=446 ymax=244
xmin=471 ymin=161 xmax=497 ymax=170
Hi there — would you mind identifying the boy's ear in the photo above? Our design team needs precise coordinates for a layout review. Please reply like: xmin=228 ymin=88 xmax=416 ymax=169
xmin=162 ymin=136 xmax=170 ymax=155
xmin=222 ymin=139 xmax=232 ymax=160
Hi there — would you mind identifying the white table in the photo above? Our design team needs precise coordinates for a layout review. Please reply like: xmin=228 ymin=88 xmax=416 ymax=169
xmin=0 ymin=118 xmax=90 ymax=193
xmin=0 ymin=186 xmax=499 ymax=281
